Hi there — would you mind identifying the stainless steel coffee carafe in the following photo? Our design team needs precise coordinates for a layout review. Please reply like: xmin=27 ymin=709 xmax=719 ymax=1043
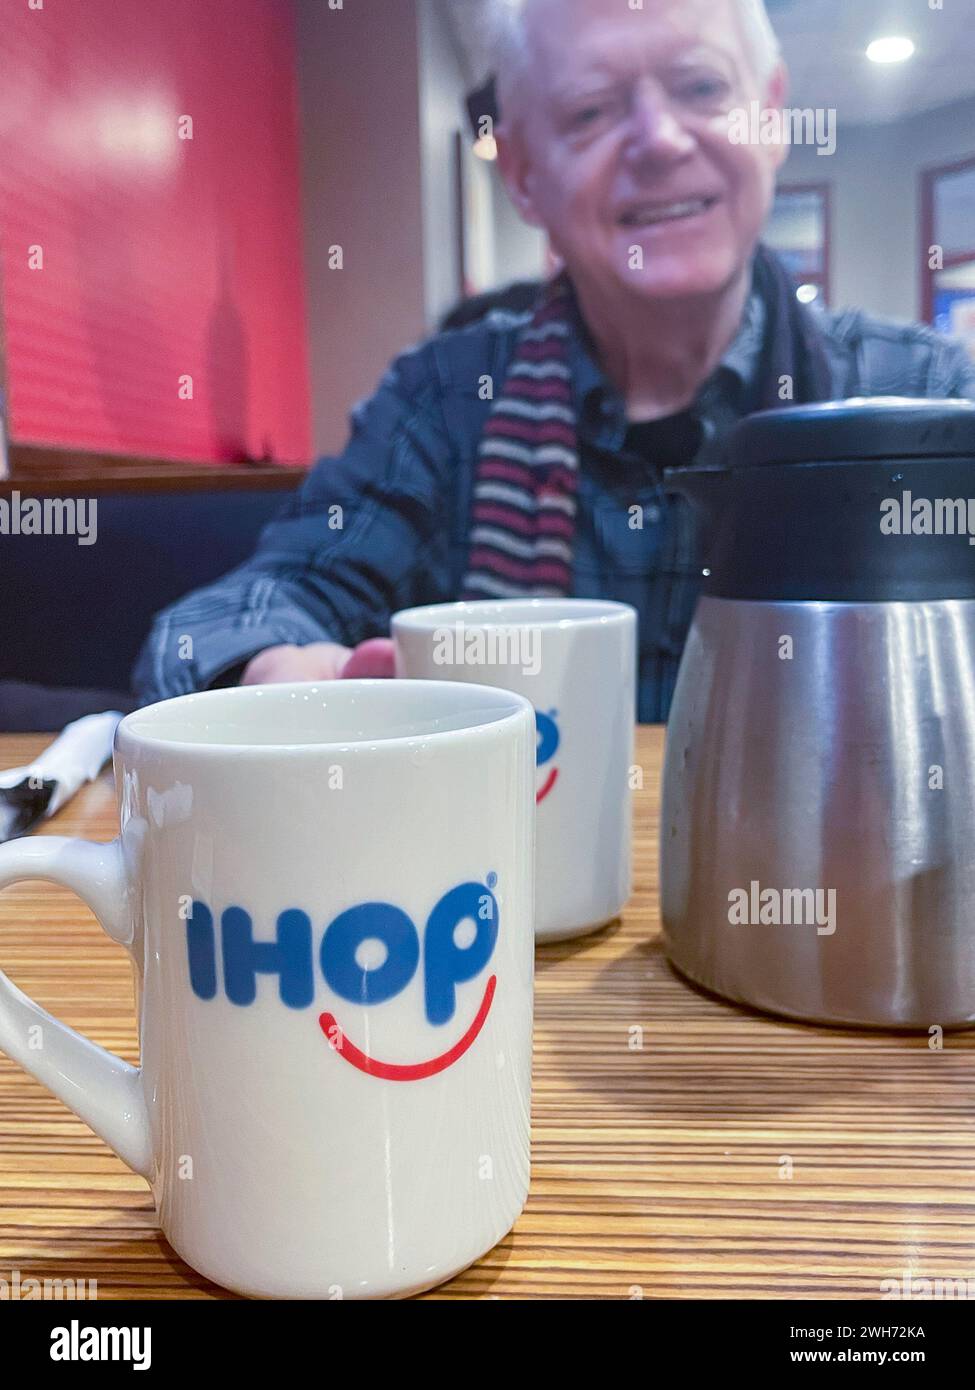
xmin=660 ymin=399 xmax=975 ymax=1028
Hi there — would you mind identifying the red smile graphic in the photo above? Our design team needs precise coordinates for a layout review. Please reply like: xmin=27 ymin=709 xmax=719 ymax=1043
xmin=319 ymin=974 xmax=497 ymax=1082
xmin=536 ymin=767 xmax=558 ymax=804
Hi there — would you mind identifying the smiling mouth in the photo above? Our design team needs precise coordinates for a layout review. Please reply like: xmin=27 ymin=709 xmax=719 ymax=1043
xmin=619 ymin=196 xmax=719 ymax=228
xmin=536 ymin=767 xmax=558 ymax=804
xmin=319 ymin=975 xmax=497 ymax=1082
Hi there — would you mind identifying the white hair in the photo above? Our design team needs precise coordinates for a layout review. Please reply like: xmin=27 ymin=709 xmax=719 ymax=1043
xmin=491 ymin=0 xmax=782 ymax=126
xmin=734 ymin=0 xmax=782 ymax=79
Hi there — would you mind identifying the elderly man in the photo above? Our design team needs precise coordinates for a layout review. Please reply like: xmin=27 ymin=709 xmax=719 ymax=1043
xmin=135 ymin=0 xmax=975 ymax=722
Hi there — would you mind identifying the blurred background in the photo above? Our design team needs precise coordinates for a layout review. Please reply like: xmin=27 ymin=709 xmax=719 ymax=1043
xmin=2 ymin=0 xmax=974 ymax=466
xmin=0 ymin=0 xmax=973 ymax=716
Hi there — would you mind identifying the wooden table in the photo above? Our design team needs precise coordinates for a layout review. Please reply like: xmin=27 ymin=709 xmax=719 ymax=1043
xmin=1 ymin=727 xmax=973 ymax=1301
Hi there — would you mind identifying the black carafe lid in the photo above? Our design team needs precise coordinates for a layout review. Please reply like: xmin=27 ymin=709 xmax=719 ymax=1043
xmin=665 ymin=398 xmax=975 ymax=602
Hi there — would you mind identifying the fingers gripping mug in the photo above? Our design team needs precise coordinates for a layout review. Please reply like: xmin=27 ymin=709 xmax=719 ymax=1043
xmin=0 ymin=681 xmax=536 ymax=1299
xmin=393 ymin=599 xmax=637 ymax=941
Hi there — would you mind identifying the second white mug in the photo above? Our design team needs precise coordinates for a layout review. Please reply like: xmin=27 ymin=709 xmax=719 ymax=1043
xmin=393 ymin=599 xmax=637 ymax=942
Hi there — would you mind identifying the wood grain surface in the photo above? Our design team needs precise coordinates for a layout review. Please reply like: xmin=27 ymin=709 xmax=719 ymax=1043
xmin=0 ymin=727 xmax=973 ymax=1301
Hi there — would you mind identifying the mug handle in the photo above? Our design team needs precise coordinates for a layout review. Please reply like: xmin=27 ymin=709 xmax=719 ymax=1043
xmin=0 ymin=835 xmax=152 ymax=1178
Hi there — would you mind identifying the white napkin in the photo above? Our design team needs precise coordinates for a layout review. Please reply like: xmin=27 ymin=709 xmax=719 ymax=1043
xmin=0 ymin=711 xmax=122 ymax=817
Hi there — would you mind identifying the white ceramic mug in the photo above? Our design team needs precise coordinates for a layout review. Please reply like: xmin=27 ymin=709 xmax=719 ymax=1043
xmin=0 ymin=680 xmax=536 ymax=1299
xmin=393 ymin=599 xmax=637 ymax=942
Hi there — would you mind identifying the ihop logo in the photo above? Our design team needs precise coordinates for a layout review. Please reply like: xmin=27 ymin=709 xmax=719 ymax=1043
xmin=184 ymin=877 xmax=499 ymax=1082
xmin=535 ymin=709 xmax=560 ymax=804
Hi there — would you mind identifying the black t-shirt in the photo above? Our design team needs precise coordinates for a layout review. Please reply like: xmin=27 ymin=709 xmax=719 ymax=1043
xmin=621 ymin=409 xmax=704 ymax=475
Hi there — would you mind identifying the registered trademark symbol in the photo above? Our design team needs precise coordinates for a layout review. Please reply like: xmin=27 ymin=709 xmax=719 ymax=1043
xmin=486 ymin=871 xmax=498 ymax=890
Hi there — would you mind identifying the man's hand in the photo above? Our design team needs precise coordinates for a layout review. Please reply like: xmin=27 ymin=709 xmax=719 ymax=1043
xmin=340 ymin=638 xmax=397 ymax=678
xmin=241 ymin=642 xmax=351 ymax=684
xmin=241 ymin=639 xmax=395 ymax=686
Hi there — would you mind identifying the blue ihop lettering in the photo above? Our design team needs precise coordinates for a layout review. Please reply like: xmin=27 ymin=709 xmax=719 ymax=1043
xmin=185 ymin=881 xmax=498 ymax=1026
xmin=536 ymin=710 xmax=560 ymax=767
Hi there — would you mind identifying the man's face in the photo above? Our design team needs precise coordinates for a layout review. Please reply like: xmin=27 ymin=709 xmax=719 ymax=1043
xmin=497 ymin=0 xmax=788 ymax=301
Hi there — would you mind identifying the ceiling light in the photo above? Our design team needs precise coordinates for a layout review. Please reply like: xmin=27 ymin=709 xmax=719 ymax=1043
xmin=796 ymin=284 xmax=819 ymax=304
xmin=473 ymin=134 xmax=498 ymax=161
xmin=866 ymin=36 xmax=916 ymax=64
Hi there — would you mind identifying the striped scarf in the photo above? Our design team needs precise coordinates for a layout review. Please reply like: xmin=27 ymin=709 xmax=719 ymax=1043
xmin=461 ymin=276 xmax=579 ymax=599
xmin=461 ymin=247 xmax=832 ymax=600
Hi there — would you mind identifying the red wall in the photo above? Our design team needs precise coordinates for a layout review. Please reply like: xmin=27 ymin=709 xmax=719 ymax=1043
xmin=0 ymin=0 xmax=311 ymax=465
